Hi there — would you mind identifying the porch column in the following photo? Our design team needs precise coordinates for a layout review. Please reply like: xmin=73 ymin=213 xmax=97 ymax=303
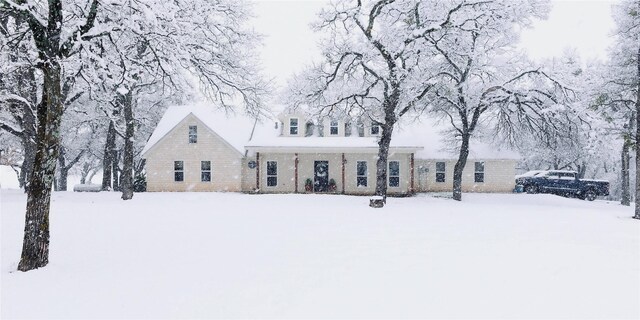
xmin=410 ymin=153 xmax=415 ymax=194
xmin=341 ymin=153 xmax=346 ymax=194
xmin=256 ymin=152 xmax=260 ymax=191
xmin=294 ymin=153 xmax=299 ymax=193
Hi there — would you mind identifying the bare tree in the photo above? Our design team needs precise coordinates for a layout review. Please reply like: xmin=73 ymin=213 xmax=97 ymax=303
xmin=0 ymin=0 xmax=104 ymax=271
xmin=417 ymin=0 xmax=593 ymax=201
xmin=288 ymin=0 xmax=495 ymax=205
xmin=94 ymin=0 xmax=268 ymax=200
xmin=0 ymin=16 xmax=38 ymax=190
xmin=597 ymin=0 xmax=640 ymax=213
xmin=55 ymin=146 xmax=84 ymax=191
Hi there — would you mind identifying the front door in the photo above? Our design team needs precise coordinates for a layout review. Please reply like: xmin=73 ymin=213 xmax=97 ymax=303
xmin=314 ymin=161 xmax=329 ymax=192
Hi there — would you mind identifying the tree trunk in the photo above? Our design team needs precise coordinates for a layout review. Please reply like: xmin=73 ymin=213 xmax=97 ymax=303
xmin=121 ymin=91 xmax=134 ymax=200
xmin=24 ymin=66 xmax=38 ymax=180
xmin=622 ymin=137 xmax=631 ymax=206
xmin=13 ymin=60 xmax=38 ymax=192
xmin=20 ymin=128 xmax=37 ymax=191
xmin=134 ymin=158 xmax=146 ymax=179
xmin=18 ymin=61 xmax=64 ymax=272
xmin=101 ymin=120 xmax=116 ymax=191
xmin=634 ymin=43 xmax=640 ymax=220
xmin=577 ymin=162 xmax=587 ymax=179
xmin=57 ymin=146 xmax=68 ymax=191
xmin=112 ymin=150 xmax=120 ymax=191
xmin=59 ymin=168 xmax=69 ymax=191
xmin=374 ymin=122 xmax=394 ymax=204
xmin=2 ymin=16 xmax=38 ymax=192
xmin=88 ymin=167 xmax=98 ymax=183
xmin=15 ymin=0 xmax=102 ymax=272
xmin=80 ymin=162 xmax=89 ymax=184
xmin=57 ymin=148 xmax=84 ymax=191
xmin=453 ymin=133 xmax=471 ymax=201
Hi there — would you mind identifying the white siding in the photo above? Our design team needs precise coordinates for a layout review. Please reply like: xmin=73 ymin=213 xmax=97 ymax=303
xmin=252 ymin=152 xmax=415 ymax=195
xmin=255 ymin=153 xmax=297 ymax=193
xmin=241 ymin=157 xmax=258 ymax=192
xmin=145 ymin=114 xmax=243 ymax=192
xmin=414 ymin=159 xmax=516 ymax=193
xmin=343 ymin=153 xmax=413 ymax=195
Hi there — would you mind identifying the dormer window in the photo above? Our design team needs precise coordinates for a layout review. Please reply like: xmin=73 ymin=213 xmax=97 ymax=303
xmin=189 ymin=125 xmax=197 ymax=143
xmin=330 ymin=120 xmax=339 ymax=135
xmin=371 ymin=124 xmax=380 ymax=135
xmin=289 ymin=118 xmax=298 ymax=135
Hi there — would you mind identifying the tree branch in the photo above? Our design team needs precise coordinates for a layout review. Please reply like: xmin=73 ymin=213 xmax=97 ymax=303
xmin=59 ymin=0 xmax=100 ymax=57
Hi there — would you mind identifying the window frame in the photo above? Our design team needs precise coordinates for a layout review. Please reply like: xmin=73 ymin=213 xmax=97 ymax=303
xmin=435 ymin=161 xmax=446 ymax=183
xmin=388 ymin=160 xmax=400 ymax=187
xmin=174 ymin=161 xmax=184 ymax=182
xmin=289 ymin=118 xmax=298 ymax=135
xmin=201 ymin=161 xmax=211 ymax=182
xmin=188 ymin=125 xmax=197 ymax=143
xmin=474 ymin=161 xmax=485 ymax=183
xmin=370 ymin=123 xmax=380 ymax=135
xmin=559 ymin=172 xmax=576 ymax=180
xmin=356 ymin=160 xmax=367 ymax=187
xmin=266 ymin=161 xmax=278 ymax=187
xmin=330 ymin=119 xmax=339 ymax=135
xmin=546 ymin=171 xmax=561 ymax=179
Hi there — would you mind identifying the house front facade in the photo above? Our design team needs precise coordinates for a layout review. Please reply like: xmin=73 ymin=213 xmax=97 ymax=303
xmin=242 ymin=148 xmax=418 ymax=195
xmin=141 ymin=107 xmax=248 ymax=192
xmin=142 ymin=104 xmax=517 ymax=195
xmin=240 ymin=112 xmax=422 ymax=195
xmin=414 ymin=159 xmax=517 ymax=193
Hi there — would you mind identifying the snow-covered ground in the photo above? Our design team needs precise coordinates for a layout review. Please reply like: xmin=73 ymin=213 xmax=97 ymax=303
xmin=1 ymin=190 xmax=639 ymax=319
xmin=0 ymin=166 xmax=20 ymax=189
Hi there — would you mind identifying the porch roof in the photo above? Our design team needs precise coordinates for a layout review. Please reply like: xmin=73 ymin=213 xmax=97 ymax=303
xmin=245 ymin=136 xmax=422 ymax=153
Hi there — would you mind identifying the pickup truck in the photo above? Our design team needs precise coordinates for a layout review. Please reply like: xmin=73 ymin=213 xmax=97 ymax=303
xmin=515 ymin=170 xmax=609 ymax=201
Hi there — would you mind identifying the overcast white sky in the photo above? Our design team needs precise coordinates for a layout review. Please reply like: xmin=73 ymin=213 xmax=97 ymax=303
xmin=251 ymin=0 xmax=617 ymax=87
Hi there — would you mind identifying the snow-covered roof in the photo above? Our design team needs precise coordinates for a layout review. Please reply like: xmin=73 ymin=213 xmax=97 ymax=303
xmin=246 ymin=136 xmax=421 ymax=150
xmin=141 ymin=103 xmax=261 ymax=156
xmin=391 ymin=118 xmax=520 ymax=160
xmin=143 ymin=103 xmax=519 ymax=160
xmin=247 ymin=117 xmax=517 ymax=159
xmin=515 ymin=170 xmax=546 ymax=179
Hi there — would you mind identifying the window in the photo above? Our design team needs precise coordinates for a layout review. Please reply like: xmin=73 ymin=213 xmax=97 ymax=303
xmin=388 ymin=161 xmax=400 ymax=187
xmin=289 ymin=118 xmax=298 ymax=135
xmin=267 ymin=161 xmax=277 ymax=187
xmin=371 ymin=124 xmax=380 ymax=135
xmin=330 ymin=120 xmax=339 ymax=135
xmin=201 ymin=161 xmax=211 ymax=182
xmin=356 ymin=161 xmax=367 ymax=187
xmin=474 ymin=161 xmax=485 ymax=183
xmin=546 ymin=171 xmax=561 ymax=179
xmin=436 ymin=162 xmax=446 ymax=183
xmin=559 ymin=172 xmax=576 ymax=180
xmin=174 ymin=161 xmax=184 ymax=182
xmin=189 ymin=125 xmax=197 ymax=143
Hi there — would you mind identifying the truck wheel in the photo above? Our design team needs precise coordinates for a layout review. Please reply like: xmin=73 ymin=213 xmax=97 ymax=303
xmin=525 ymin=185 xmax=537 ymax=194
xmin=584 ymin=190 xmax=597 ymax=201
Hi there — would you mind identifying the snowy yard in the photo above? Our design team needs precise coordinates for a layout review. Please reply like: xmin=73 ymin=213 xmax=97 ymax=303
xmin=1 ymin=190 xmax=639 ymax=319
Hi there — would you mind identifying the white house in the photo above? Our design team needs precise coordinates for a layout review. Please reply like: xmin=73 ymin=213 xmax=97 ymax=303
xmin=140 ymin=106 xmax=254 ymax=192
xmin=142 ymin=104 xmax=517 ymax=194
